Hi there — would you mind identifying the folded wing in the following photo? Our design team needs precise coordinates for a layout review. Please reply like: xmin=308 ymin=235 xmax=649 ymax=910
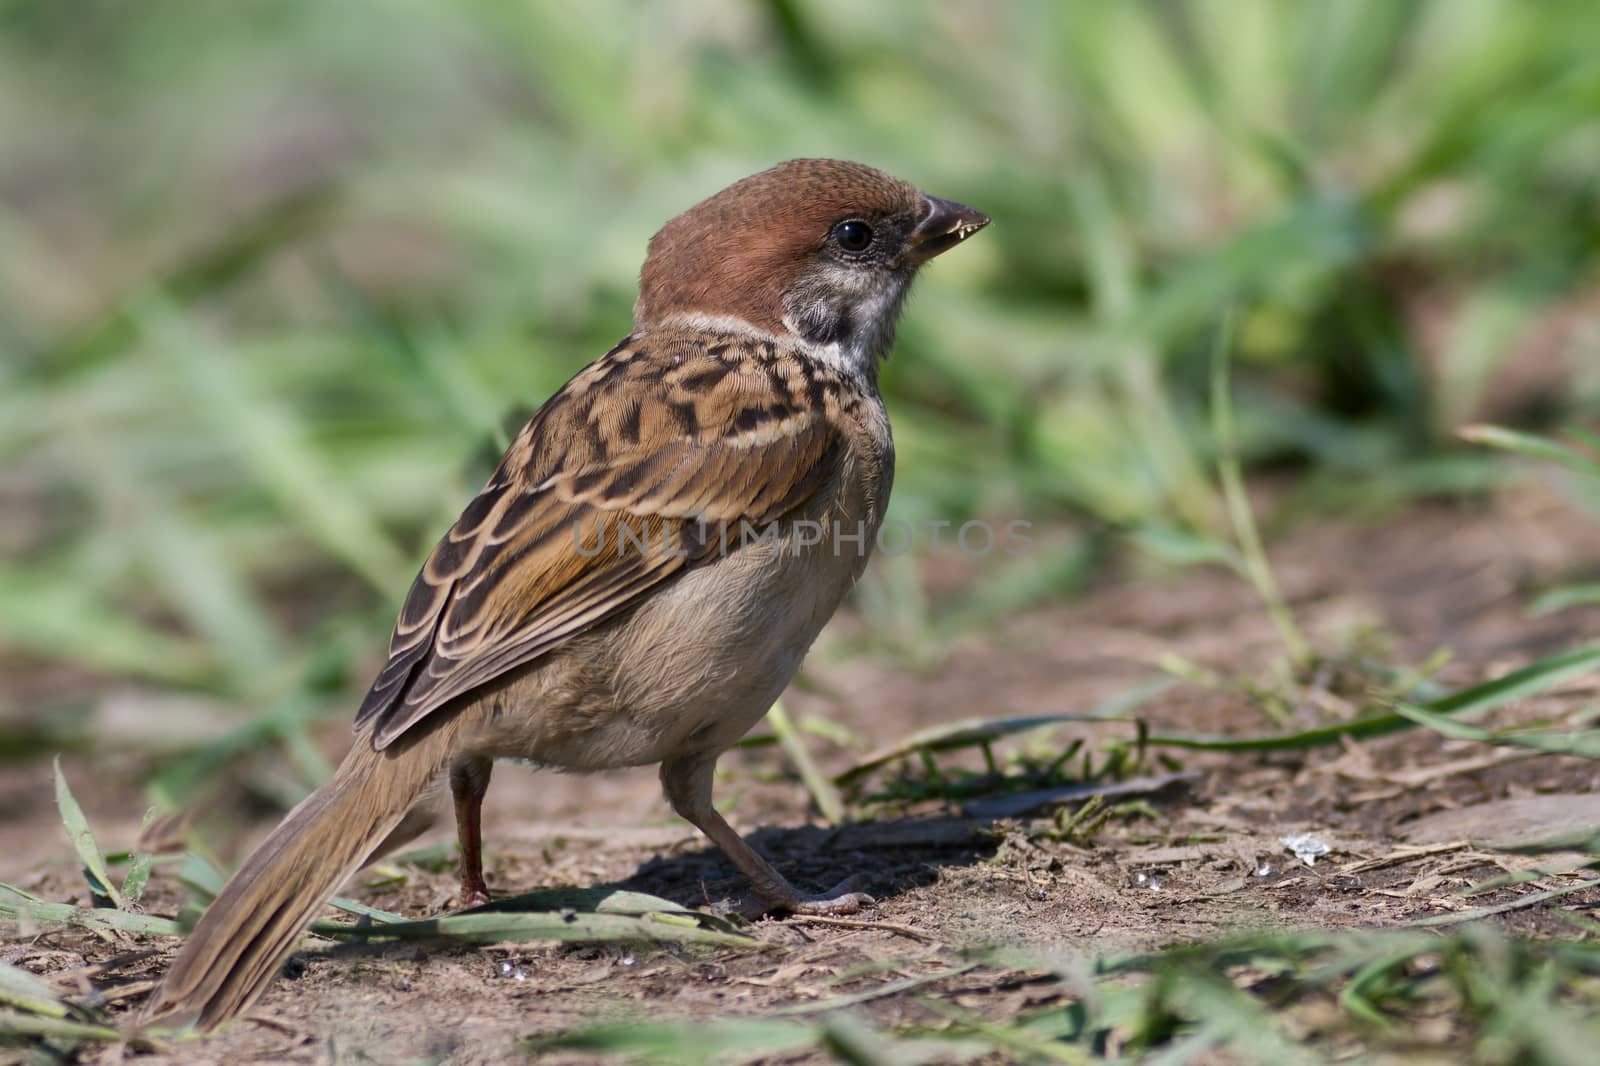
xmin=354 ymin=337 xmax=842 ymax=749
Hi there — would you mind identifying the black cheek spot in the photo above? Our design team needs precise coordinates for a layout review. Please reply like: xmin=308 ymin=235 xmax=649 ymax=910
xmin=798 ymin=306 xmax=852 ymax=347
xmin=833 ymin=307 xmax=856 ymax=343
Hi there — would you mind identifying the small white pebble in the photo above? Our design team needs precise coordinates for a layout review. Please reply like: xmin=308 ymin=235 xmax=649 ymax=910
xmin=1281 ymin=833 xmax=1331 ymax=867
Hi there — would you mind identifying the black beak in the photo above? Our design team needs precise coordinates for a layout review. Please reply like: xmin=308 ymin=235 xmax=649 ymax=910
xmin=905 ymin=194 xmax=990 ymax=265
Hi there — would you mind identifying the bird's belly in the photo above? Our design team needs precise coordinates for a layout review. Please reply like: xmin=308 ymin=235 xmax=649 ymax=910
xmin=464 ymin=507 xmax=880 ymax=772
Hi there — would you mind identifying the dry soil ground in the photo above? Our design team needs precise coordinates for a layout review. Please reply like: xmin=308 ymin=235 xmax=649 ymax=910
xmin=4 ymin=487 xmax=1600 ymax=1064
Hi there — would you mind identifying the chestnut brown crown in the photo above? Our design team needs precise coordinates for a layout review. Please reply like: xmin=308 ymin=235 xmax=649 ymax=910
xmin=635 ymin=159 xmax=988 ymax=369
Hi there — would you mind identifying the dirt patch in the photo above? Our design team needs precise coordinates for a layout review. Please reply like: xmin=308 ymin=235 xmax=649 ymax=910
xmin=4 ymin=488 xmax=1600 ymax=1063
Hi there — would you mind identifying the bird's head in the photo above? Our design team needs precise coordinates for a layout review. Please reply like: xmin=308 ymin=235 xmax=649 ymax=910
xmin=635 ymin=159 xmax=988 ymax=374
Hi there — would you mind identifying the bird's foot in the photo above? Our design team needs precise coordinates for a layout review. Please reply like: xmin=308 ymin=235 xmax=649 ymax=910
xmin=456 ymin=878 xmax=493 ymax=911
xmin=732 ymin=873 xmax=874 ymax=918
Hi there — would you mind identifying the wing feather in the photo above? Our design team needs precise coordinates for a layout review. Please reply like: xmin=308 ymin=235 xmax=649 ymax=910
xmin=353 ymin=334 xmax=846 ymax=748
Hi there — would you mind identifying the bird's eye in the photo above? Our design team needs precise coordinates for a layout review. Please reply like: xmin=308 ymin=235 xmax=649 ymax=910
xmin=832 ymin=219 xmax=874 ymax=253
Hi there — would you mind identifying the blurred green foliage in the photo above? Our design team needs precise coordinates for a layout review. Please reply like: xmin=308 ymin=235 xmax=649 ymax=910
xmin=2 ymin=0 xmax=1598 ymax=744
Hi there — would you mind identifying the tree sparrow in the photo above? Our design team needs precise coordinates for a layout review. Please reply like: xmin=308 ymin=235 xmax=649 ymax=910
xmin=142 ymin=158 xmax=988 ymax=1030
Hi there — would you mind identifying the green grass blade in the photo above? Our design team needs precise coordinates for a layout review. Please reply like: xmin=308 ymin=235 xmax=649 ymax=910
xmin=0 ymin=882 xmax=180 ymax=936
xmin=1069 ymin=169 xmax=1217 ymax=534
xmin=1461 ymin=425 xmax=1599 ymax=476
xmin=478 ymin=886 xmax=718 ymax=918
xmin=836 ymin=709 xmax=1144 ymax=789
xmin=1210 ymin=310 xmax=1312 ymax=669
xmin=325 ymin=897 xmax=407 ymax=924
xmin=1148 ymin=644 xmax=1600 ymax=751
xmin=1131 ymin=522 xmax=1247 ymax=574
xmin=1425 ymin=645 xmax=1600 ymax=716
xmin=1409 ymin=878 xmax=1600 ymax=928
xmin=316 ymin=908 xmax=761 ymax=950
xmin=120 ymin=807 xmax=158 ymax=903
xmin=1391 ymin=701 xmax=1600 ymax=758
xmin=177 ymin=850 xmax=226 ymax=901
xmin=530 ymin=1017 xmax=821 ymax=1065
xmin=1532 ymin=584 xmax=1600 ymax=615
xmin=0 ymin=1009 xmax=121 ymax=1041
xmin=768 ymin=699 xmax=844 ymax=825
xmin=0 ymin=962 xmax=70 ymax=1018
xmin=1167 ymin=972 xmax=1325 ymax=1066
xmin=819 ymin=1014 xmax=922 ymax=1066
xmin=52 ymin=756 xmax=123 ymax=910
xmin=320 ymin=887 xmax=743 ymax=935
xmin=121 ymin=850 xmax=153 ymax=904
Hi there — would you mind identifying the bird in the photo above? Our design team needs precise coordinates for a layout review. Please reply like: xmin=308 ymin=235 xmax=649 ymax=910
xmin=140 ymin=158 xmax=988 ymax=1031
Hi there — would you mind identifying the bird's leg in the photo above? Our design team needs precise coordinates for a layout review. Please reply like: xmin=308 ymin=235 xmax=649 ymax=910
xmin=449 ymin=756 xmax=494 ymax=908
xmin=660 ymin=753 xmax=873 ymax=916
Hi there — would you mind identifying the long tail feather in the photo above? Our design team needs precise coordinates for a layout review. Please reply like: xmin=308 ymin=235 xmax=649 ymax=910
xmin=141 ymin=727 xmax=455 ymax=1031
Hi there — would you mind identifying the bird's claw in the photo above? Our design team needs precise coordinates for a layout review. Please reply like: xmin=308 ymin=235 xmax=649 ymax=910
xmin=728 ymin=873 xmax=875 ymax=919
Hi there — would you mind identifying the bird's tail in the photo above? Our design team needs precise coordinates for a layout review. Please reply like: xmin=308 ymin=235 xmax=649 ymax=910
xmin=141 ymin=725 xmax=456 ymax=1031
